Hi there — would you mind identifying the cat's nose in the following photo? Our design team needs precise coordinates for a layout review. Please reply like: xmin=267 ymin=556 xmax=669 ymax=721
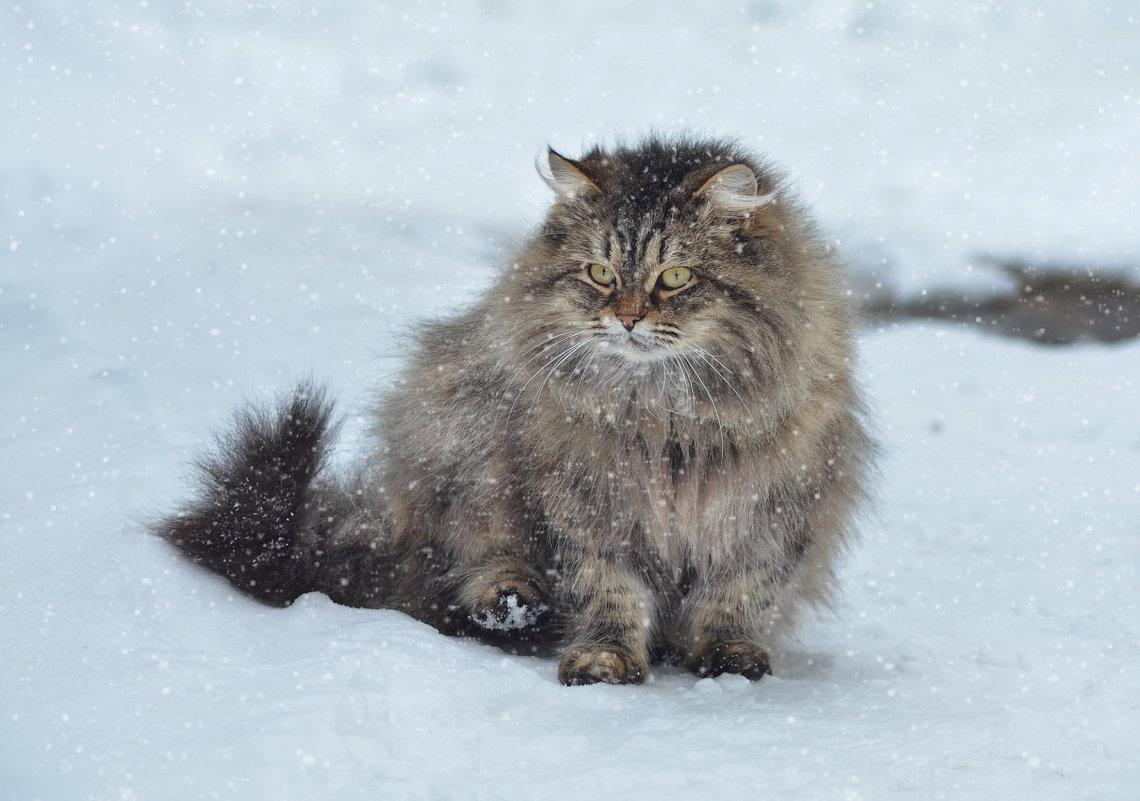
xmin=617 ymin=313 xmax=643 ymax=330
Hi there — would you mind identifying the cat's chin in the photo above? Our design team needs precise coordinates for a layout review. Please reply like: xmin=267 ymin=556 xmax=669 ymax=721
xmin=595 ymin=336 xmax=673 ymax=366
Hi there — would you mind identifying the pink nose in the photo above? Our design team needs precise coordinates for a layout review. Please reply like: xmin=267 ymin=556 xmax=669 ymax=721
xmin=617 ymin=314 xmax=643 ymax=330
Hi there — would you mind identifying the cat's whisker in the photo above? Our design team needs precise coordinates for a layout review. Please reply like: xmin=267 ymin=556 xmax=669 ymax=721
xmin=665 ymin=357 xmax=698 ymax=417
xmin=690 ymin=359 xmax=730 ymax=455
xmin=532 ymin=338 xmax=596 ymax=406
xmin=685 ymin=344 xmax=730 ymax=374
xmin=675 ymin=352 xmax=725 ymax=448
xmin=683 ymin=344 xmax=750 ymax=412
xmin=696 ymin=349 xmax=738 ymax=381
xmin=520 ymin=328 xmax=588 ymax=360
xmin=504 ymin=329 xmax=596 ymax=426
xmin=510 ymin=330 xmax=592 ymax=383
xmin=522 ymin=332 xmax=597 ymax=396
xmin=521 ymin=330 xmax=595 ymax=377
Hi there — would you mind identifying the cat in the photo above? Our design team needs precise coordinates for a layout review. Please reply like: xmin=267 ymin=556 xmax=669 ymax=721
xmin=156 ymin=134 xmax=875 ymax=686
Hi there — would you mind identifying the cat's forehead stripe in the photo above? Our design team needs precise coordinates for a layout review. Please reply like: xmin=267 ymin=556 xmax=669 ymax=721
xmin=605 ymin=216 xmax=667 ymax=276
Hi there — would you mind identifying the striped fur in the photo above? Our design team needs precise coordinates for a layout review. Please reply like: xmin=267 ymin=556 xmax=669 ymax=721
xmin=157 ymin=135 xmax=875 ymax=685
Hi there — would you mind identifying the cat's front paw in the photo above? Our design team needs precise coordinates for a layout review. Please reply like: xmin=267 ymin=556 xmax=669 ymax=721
xmin=468 ymin=567 xmax=551 ymax=633
xmin=688 ymin=640 xmax=772 ymax=681
xmin=558 ymin=645 xmax=647 ymax=686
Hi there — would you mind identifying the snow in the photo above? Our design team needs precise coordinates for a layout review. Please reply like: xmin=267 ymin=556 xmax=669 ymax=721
xmin=474 ymin=593 xmax=550 ymax=633
xmin=2 ymin=1 xmax=1138 ymax=799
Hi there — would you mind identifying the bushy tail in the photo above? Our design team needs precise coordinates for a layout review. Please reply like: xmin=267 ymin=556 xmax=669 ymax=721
xmin=155 ymin=384 xmax=391 ymax=608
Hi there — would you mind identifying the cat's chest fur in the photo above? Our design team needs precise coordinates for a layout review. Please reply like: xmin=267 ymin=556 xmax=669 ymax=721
xmin=524 ymin=396 xmax=768 ymax=568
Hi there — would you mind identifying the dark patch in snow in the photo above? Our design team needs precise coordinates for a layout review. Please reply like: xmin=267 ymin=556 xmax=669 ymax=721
xmin=860 ymin=257 xmax=1140 ymax=345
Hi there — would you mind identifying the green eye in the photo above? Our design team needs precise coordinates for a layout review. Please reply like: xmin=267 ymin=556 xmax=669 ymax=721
xmin=659 ymin=266 xmax=692 ymax=289
xmin=588 ymin=263 xmax=616 ymax=286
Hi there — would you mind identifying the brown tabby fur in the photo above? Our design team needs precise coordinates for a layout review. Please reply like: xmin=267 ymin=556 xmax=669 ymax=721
xmin=157 ymin=135 xmax=875 ymax=686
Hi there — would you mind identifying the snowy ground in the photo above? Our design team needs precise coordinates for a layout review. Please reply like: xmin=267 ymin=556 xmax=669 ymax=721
xmin=2 ymin=2 xmax=1138 ymax=799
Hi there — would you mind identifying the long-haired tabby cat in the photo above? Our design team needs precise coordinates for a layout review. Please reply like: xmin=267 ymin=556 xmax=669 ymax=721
xmin=157 ymin=135 xmax=874 ymax=685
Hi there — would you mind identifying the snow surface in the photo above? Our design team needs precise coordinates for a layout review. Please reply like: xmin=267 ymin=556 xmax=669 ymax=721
xmin=2 ymin=1 xmax=1138 ymax=799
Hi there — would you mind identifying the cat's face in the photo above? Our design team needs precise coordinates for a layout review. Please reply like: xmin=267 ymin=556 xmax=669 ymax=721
xmin=513 ymin=141 xmax=798 ymax=382
xmin=552 ymin=215 xmax=743 ymax=366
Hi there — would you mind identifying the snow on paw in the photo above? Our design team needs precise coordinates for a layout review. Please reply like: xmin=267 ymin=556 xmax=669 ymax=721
xmin=558 ymin=645 xmax=647 ymax=686
xmin=469 ymin=570 xmax=551 ymax=633
xmin=689 ymin=640 xmax=772 ymax=681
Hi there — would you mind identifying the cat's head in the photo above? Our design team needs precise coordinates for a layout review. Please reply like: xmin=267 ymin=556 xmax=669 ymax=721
xmin=507 ymin=136 xmax=844 ymax=398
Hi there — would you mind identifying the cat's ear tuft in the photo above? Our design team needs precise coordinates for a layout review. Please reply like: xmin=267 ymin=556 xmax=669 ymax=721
xmin=693 ymin=164 xmax=776 ymax=214
xmin=541 ymin=149 xmax=602 ymax=200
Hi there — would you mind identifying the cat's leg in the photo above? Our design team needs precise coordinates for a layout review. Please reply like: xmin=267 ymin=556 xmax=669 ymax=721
xmin=681 ymin=569 xmax=776 ymax=681
xmin=557 ymin=554 xmax=655 ymax=685
xmin=426 ymin=481 xmax=552 ymax=635
xmin=456 ymin=552 xmax=552 ymax=633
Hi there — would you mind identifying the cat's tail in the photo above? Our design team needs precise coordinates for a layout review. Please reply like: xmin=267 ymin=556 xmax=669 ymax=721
xmin=153 ymin=383 xmax=392 ymax=608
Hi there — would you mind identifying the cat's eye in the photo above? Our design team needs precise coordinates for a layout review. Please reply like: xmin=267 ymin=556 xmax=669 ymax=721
xmin=658 ymin=266 xmax=692 ymax=289
xmin=588 ymin=263 xmax=616 ymax=286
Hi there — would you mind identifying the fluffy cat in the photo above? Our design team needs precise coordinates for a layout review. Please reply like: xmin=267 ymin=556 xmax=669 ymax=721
xmin=157 ymin=135 xmax=874 ymax=685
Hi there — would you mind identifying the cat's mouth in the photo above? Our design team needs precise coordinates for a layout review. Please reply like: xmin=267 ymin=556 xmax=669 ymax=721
xmin=598 ymin=326 xmax=671 ymax=363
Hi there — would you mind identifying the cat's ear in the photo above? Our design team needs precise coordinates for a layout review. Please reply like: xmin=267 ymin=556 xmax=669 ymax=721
xmin=693 ymin=164 xmax=777 ymax=215
xmin=541 ymin=149 xmax=601 ymax=200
